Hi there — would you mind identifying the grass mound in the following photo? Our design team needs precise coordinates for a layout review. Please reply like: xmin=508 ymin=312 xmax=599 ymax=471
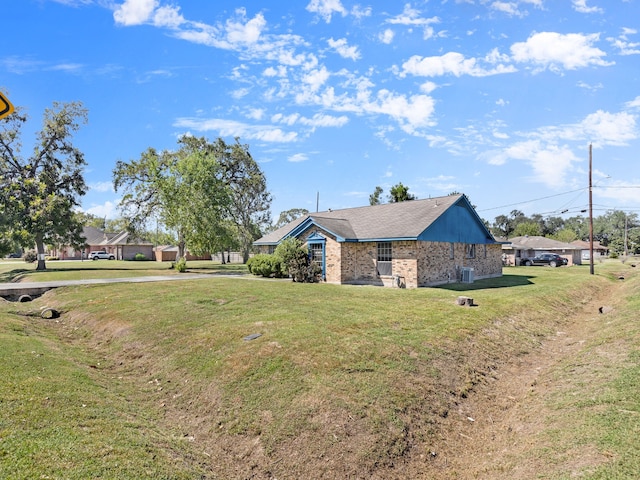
xmin=1 ymin=263 xmax=638 ymax=478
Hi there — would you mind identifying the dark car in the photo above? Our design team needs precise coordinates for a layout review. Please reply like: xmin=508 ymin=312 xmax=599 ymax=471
xmin=521 ymin=253 xmax=568 ymax=267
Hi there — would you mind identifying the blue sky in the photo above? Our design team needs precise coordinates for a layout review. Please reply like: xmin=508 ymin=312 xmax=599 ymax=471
xmin=3 ymin=0 xmax=640 ymax=225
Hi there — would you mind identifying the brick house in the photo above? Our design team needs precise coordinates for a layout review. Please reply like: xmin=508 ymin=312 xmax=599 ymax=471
xmin=254 ymin=194 xmax=502 ymax=288
xmin=53 ymin=226 xmax=153 ymax=260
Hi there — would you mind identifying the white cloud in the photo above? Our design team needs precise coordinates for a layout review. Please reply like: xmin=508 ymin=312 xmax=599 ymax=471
xmin=299 ymin=113 xmax=349 ymax=128
xmin=231 ymin=88 xmax=250 ymax=99
xmin=288 ymin=153 xmax=309 ymax=162
xmin=113 ymin=0 xmax=156 ymax=26
xmin=490 ymin=2 xmax=527 ymax=18
xmin=386 ymin=4 xmax=441 ymax=39
xmin=608 ymin=29 xmax=640 ymax=55
xmin=246 ymin=108 xmax=265 ymax=120
xmin=571 ymin=0 xmax=603 ymax=14
xmin=400 ymin=51 xmax=516 ymax=77
xmin=84 ymin=201 xmax=119 ymax=219
xmin=511 ymin=32 xmax=612 ymax=72
xmin=379 ymin=29 xmax=395 ymax=44
xmin=153 ymin=5 xmax=185 ymax=28
xmin=626 ymin=96 xmax=640 ymax=109
xmin=49 ymin=63 xmax=84 ymax=73
xmin=368 ymin=90 xmax=436 ymax=134
xmin=226 ymin=8 xmax=266 ymax=44
xmin=300 ymin=67 xmax=331 ymax=94
xmin=497 ymin=140 xmax=580 ymax=188
xmin=580 ymin=110 xmax=637 ymax=146
xmin=173 ymin=118 xmax=298 ymax=143
xmin=576 ymin=80 xmax=603 ymax=91
xmin=89 ymin=181 xmax=114 ymax=193
xmin=272 ymin=112 xmax=348 ymax=128
xmin=419 ymin=81 xmax=437 ymax=94
xmin=351 ymin=5 xmax=372 ymax=20
xmin=272 ymin=113 xmax=300 ymax=125
xmin=596 ymin=180 xmax=640 ymax=204
xmin=485 ymin=106 xmax=638 ymax=189
xmin=327 ymin=38 xmax=361 ymax=60
xmin=306 ymin=0 xmax=347 ymax=23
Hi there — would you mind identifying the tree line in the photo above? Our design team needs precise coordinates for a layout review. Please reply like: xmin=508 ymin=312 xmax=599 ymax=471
xmin=1 ymin=100 xmax=271 ymax=269
xmin=490 ymin=208 xmax=640 ymax=255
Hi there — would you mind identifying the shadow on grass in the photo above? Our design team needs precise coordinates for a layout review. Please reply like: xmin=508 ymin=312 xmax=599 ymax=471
xmin=434 ymin=273 xmax=535 ymax=292
xmin=0 ymin=269 xmax=32 ymax=283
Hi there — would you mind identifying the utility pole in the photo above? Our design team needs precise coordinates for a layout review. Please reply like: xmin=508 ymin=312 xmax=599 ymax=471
xmin=589 ymin=143 xmax=594 ymax=275
xmin=624 ymin=214 xmax=628 ymax=257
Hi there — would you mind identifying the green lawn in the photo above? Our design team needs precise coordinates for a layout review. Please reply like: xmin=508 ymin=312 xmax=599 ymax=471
xmin=0 ymin=259 xmax=248 ymax=283
xmin=1 ymin=261 xmax=638 ymax=478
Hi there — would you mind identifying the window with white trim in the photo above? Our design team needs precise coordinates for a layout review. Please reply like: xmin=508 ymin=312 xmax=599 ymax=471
xmin=377 ymin=242 xmax=392 ymax=276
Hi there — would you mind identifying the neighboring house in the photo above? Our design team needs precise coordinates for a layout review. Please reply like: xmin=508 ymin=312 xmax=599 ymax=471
xmin=53 ymin=226 xmax=153 ymax=260
xmin=254 ymin=194 xmax=502 ymax=288
xmin=502 ymin=236 xmax=582 ymax=266
xmin=570 ymin=239 xmax=609 ymax=260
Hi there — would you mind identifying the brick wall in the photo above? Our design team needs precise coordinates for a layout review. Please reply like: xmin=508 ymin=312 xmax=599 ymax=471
xmin=416 ymin=241 xmax=503 ymax=286
xmin=257 ymin=236 xmax=502 ymax=288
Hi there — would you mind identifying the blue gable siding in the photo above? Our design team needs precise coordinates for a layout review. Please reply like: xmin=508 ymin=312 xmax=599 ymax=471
xmin=418 ymin=201 xmax=494 ymax=244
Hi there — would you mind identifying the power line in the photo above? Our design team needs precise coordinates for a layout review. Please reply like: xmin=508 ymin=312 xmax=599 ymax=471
xmin=477 ymin=188 xmax=587 ymax=213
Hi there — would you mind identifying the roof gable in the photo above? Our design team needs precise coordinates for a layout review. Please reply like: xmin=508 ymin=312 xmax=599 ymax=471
xmin=255 ymin=194 xmax=496 ymax=245
xmin=419 ymin=196 xmax=495 ymax=244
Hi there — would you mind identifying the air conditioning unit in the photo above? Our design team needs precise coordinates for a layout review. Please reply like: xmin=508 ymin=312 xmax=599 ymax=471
xmin=461 ymin=267 xmax=474 ymax=284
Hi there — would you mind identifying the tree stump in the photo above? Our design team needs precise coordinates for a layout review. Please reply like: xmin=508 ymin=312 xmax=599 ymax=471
xmin=456 ymin=296 xmax=474 ymax=307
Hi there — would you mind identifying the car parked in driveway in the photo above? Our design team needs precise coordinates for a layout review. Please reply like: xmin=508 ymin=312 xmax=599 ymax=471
xmin=521 ymin=253 xmax=568 ymax=267
xmin=88 ymin=250 xmax=115 ymax=260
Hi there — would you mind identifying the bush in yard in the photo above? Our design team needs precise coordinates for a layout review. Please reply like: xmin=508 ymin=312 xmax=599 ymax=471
xmin=175 ymin=257 xmax=187 ymax=272
xmin=274 ymin=238 xmax=321 ymax=283
xmin=23 ymin=251 xmax=37 ymax=263
xmin=133 ymin=253 xmax=147 ymax=261
xmin=247 ymin=254 xmax=283 ymax=278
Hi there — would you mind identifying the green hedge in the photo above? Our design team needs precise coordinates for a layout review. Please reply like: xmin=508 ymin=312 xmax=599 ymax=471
xmin=247 ymin=254 xmax=284 ymax=278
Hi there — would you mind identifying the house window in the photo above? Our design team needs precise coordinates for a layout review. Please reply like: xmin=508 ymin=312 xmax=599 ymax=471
xmin=450 ymin=243 xmax=454 ymax=259
xmin=377 ymin=242 xmax=392 ymax=276
xmin=484 ymin=244 xmax=487 ymax=258
xmin=268 ymin=245 xmax=276 ymax=254
xmin=310 ymin=243 xmax=323 ymax=266
xmin=465 ymin=244 xmax=476 ymax=259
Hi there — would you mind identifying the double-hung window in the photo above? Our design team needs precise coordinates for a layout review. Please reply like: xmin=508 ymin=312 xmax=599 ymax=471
xmin=377 ymin=242 xmax=392 ymax=276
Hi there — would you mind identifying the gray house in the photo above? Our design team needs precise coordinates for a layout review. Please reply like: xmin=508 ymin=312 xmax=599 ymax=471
xmin=254 ymin=194 xmax=502 ymax=288
xmin=502 ymin=235 xmax=582 ymax=266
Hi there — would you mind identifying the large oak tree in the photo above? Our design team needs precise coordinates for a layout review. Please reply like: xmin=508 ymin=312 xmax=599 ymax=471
xmin=0 ymin=101 xmax=88 ymax=270
xmin=113 ymin=136 xmax=270 ymax=263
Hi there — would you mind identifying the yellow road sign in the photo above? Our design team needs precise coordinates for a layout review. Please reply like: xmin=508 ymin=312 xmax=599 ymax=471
xmin=0 ymin=92 xmax=15 ymax=120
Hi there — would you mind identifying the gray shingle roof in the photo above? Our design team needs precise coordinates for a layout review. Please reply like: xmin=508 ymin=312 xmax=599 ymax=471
xmin=256 ymin=194 xmax=464 ymax=244
xmin=81 ymin=226 xmax=151 ymax=247
xmin=506 ymin=236 xmax=581 ymax=250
